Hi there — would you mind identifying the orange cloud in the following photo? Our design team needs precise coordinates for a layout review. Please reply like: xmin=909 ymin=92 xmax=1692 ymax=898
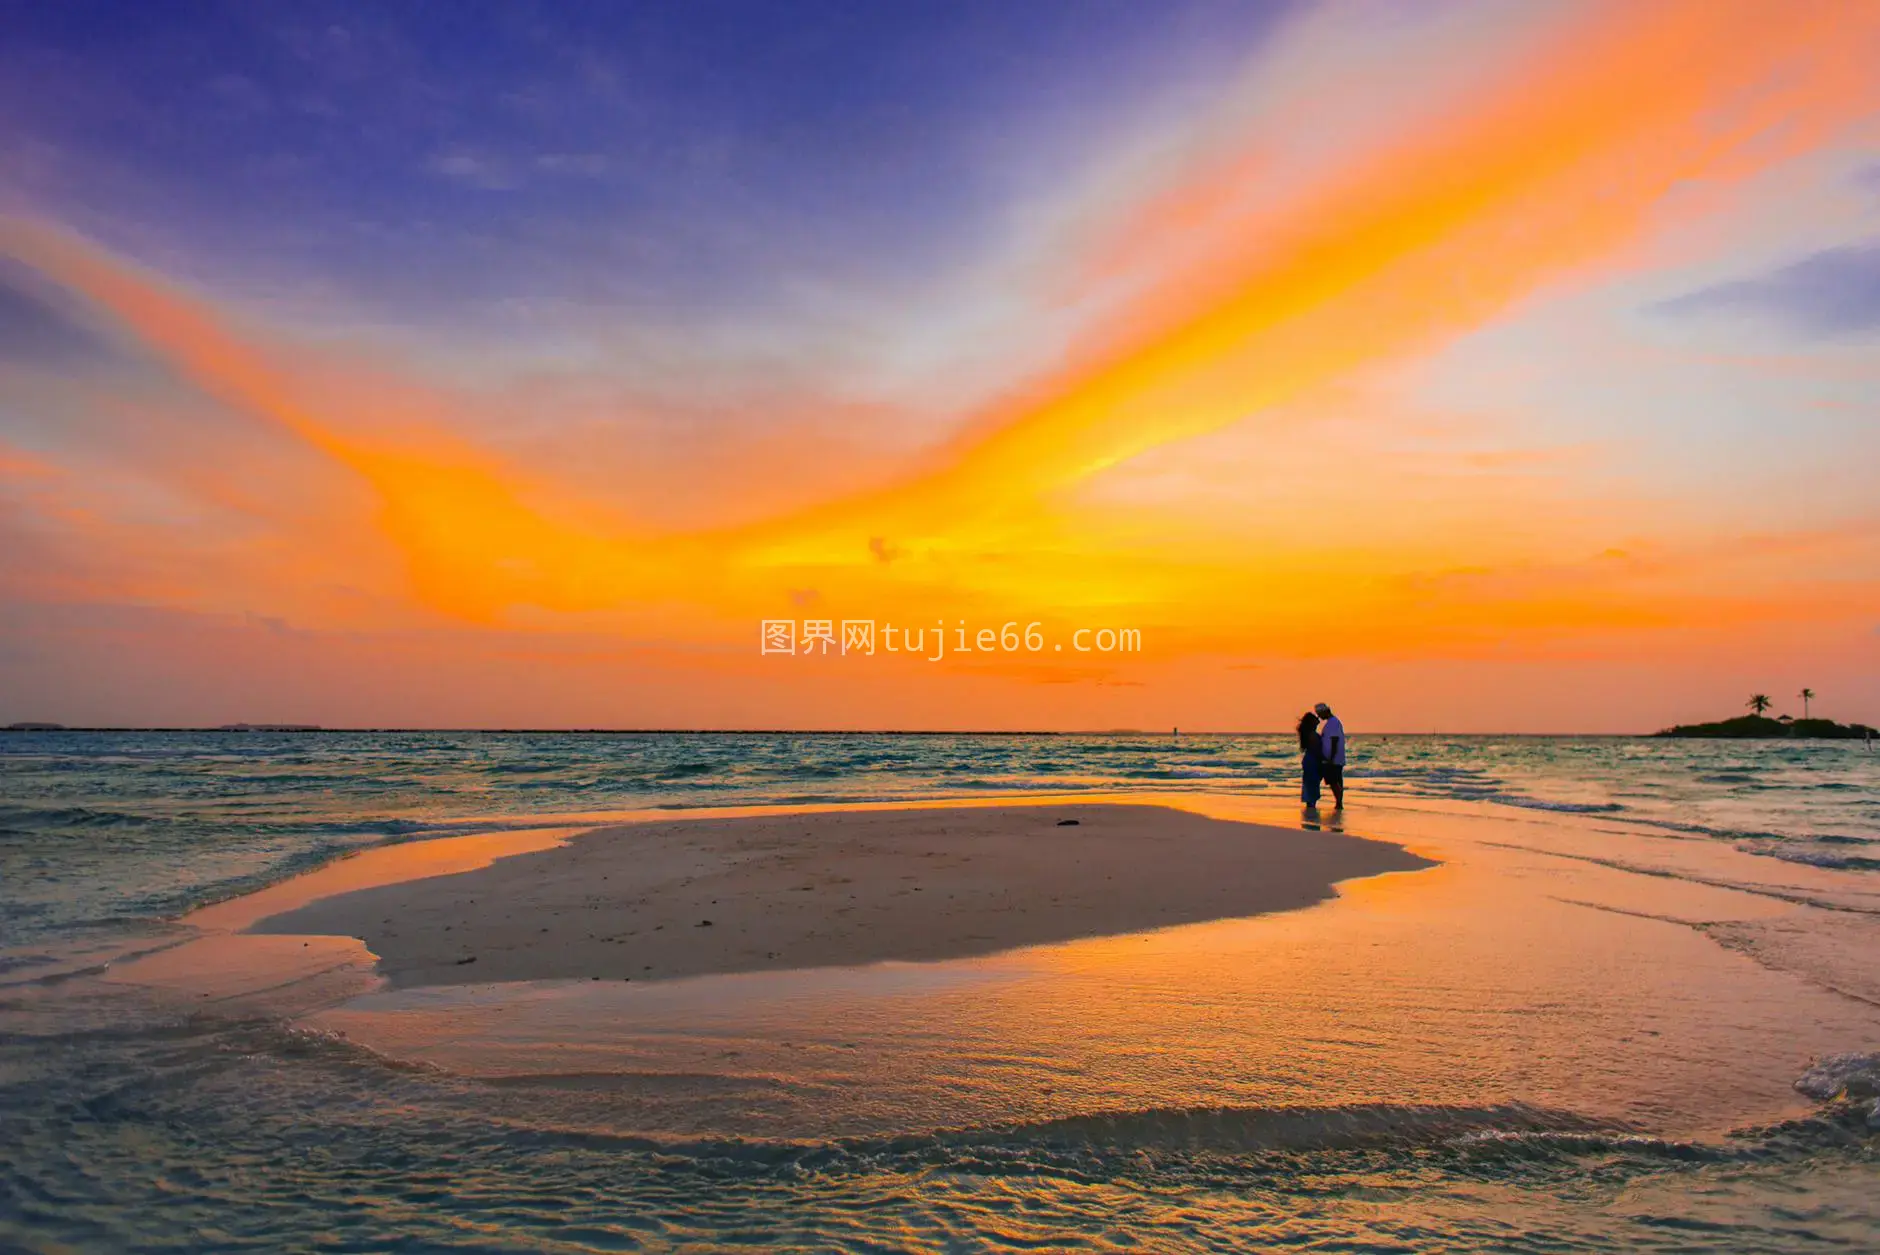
xmin=736 ymin=0 xmax=1878 ymax=560
xmin=2 ymin=0 xmax=1875 ymax=715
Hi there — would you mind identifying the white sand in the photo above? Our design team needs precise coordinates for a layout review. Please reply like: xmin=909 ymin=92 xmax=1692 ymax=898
xmin=251 ymin=803 xmax=1432 ymax=987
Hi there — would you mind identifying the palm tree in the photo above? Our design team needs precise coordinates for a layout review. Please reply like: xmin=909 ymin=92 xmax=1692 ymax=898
xmin=1748 ymin=694 xmax=1772 ymax=716
xmin=1799 ymin=688 xmax=1814 ymax=719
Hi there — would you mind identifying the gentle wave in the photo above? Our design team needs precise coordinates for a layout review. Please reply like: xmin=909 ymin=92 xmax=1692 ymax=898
xmin=1751 ymin=847 xmax=1880 ymax=871
xmin=1487 ymin=795 xmax=1627 ymax=814
xmin=5 ymin=731 xmax=1877 ymax=948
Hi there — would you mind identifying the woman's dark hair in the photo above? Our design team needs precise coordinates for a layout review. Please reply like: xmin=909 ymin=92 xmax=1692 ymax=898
xmin=1297 ymin=711 xmax=1320 ymax=752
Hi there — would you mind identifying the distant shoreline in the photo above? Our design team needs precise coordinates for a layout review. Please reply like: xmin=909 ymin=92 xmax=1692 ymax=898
xmin=3 ymin=726 xmax=1717 ymax=737
xmin=1655 ymin=714 xmax=1876 ymax=740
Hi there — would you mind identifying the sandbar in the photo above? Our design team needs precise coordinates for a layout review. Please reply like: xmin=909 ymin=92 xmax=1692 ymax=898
xmin=251 ymin=803 xmax=1433 ymax=986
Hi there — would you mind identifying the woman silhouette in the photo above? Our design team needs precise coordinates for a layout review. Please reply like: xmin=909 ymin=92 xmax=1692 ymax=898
xmin=1297 ymin=710 xmax=1324 ymax=807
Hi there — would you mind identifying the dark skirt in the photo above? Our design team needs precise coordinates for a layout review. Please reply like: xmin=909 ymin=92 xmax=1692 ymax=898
xmin=1301 ymin=754 xmax=1323 ymax=806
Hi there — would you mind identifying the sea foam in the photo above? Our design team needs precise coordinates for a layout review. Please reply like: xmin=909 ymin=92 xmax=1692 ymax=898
xmin=1794 ymin=1052 xmax=1880 ymax=1127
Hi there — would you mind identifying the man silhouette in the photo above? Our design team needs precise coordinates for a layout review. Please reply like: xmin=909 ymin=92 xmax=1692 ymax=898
xmin=1314 ymin=702 xmax=1345 ymax=809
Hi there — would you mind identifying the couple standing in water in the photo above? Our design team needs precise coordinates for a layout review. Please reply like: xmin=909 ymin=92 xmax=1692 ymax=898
xmin=1297 ymin=702 xmax=1345 ymax=809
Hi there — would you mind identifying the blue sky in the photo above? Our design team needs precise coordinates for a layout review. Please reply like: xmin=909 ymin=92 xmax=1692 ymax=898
xmin=0 ymin=0 xmax=1290 ymax=328
xmin=0 ymin=0 xmax=1875 ymax=730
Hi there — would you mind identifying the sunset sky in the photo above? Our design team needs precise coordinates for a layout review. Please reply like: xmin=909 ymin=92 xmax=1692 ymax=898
xmin=2 ymin=0 xmax=1876 ymax=731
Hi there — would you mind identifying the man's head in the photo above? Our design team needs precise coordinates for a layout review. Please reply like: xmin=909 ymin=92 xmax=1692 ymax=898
xmin=1314 ymin=703 xmax=1332 ymax=718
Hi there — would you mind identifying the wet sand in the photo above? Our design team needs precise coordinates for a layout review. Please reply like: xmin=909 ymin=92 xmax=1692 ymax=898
xmin=249 ymin=803 xmax=1433 ymax=987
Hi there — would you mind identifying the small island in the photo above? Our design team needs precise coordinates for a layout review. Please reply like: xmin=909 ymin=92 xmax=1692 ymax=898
xmin=1659 ymin=690 xmax=1875 ymax=739
xmin=1659 ymin=696 xmax=1875 ymax=741
xmin=1656 ymin=715 xmax=1874 ymax=739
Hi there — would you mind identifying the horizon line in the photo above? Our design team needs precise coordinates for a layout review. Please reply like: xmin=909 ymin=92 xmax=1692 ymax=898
xmin=1 ymin=725 xmax=1675 ymax=737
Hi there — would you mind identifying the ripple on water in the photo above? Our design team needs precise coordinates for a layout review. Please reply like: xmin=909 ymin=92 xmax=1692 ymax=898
xmin=5 ymin=732 xmax=1880 ymax=1250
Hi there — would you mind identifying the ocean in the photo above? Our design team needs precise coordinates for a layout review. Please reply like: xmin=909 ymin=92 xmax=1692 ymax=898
xmin=3 ymin=731 xmax=1877 ymax=1251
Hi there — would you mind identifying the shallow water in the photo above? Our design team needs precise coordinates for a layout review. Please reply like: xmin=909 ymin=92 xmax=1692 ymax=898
xmin=3 ymin=733 xmax=1878 ymax=1251
xmin=4 ymin=730 xmax=1876 ymax=959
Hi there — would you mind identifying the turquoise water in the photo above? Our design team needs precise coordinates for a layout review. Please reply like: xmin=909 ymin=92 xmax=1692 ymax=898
xmin=2 ymin=732 xmax=1878 ymax=1251
xmin=5 ymin=730 xmax=1876 ymax=959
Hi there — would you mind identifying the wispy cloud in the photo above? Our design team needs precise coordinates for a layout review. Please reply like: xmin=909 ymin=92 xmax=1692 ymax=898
xmin=534 ymin=153 xmax=611 ymax=178
xmin=3 ymin=1 xmax=1878 ymax=727
xmin=0 ymin=264 xmax=116 ymax=365
xmin=422 ymin=152 xmax=519 ymax=191
xmin=423 ymin=150 xmax=614 ymax=189
xmin=1653 ymin=245 xmax=1880 ymax=337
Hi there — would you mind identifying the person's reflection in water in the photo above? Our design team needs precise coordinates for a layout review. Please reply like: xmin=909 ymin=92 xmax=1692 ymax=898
xmin=1299 ymin=807 xmax=1346 ymax=832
